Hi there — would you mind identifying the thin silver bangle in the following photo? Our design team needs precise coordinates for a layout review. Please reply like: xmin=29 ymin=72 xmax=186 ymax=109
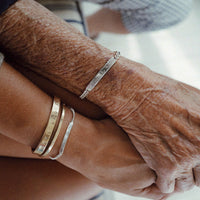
xmin=50 ymin=108 xmax=75 ymax=160
xmin=80 ymin=51 xmax=120 ymax=99
xmin=0 ymin=53 xmax=4 ymax=69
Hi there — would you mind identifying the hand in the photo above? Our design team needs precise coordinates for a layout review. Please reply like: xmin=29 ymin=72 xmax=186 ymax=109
xmin=92 ymin=58 xmax=199 ymax=193
xmin=59 ymin=116 xmax=168 ymax=200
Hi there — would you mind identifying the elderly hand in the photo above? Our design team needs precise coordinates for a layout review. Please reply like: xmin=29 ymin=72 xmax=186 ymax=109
xmin=91 ymin=57 xmax=200 ymax=193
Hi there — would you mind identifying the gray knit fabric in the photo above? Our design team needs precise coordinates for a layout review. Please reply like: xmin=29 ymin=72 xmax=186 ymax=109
xmin=85 ymin=0 xmax=193 ymax=33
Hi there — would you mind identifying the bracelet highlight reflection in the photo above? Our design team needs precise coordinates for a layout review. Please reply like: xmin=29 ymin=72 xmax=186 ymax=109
xmin=80 ymin=51 xmax=120 ymax=99
xmin=50 ymin=108 xmax=75 ymax=160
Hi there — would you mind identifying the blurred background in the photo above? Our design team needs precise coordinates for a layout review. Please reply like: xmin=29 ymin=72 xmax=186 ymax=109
xmin=83 ymin=0 xmax=200 ymax=199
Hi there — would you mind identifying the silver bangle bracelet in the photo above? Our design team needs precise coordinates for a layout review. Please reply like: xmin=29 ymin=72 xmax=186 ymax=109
xmin=80 ymin=51 xmax=120 ymax=99
xmin=50 ymin=108 xmax=75 ymax=160
xmin=0 ymin=53 xmax=4 ymax=68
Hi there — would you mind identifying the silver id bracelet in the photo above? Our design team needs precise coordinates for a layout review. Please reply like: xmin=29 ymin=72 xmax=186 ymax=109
xmin=50 ymin=108 xmax=75 ymax=160
xmin=0 ymin=53 xmax=4 ymax=69
xmin=80 ymin=51 xmax=120 ymax=99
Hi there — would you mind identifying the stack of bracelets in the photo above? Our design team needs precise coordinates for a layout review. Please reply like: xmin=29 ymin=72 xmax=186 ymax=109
xmin=32 ymin=96 xmax=75 ymax=160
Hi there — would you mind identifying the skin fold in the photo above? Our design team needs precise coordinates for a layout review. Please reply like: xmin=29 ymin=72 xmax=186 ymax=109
xmin=0 ymin=0 xmax=198 ymax=194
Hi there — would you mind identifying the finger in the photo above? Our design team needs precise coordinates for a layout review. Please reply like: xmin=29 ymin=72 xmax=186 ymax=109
xmin=134 ymin=184 xmax=171 ymax=200
xmin=175 ymin=170 xmax=194 ymax=192
xmin=156 ymin=174 xmax=175 ymax=193
xmin=193 ymin=165 xmax=200 ymax=186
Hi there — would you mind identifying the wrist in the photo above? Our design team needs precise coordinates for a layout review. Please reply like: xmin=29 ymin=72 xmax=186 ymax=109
xmin=57 ymin=111 xmax=99 ymax=171
xmin=86 ymin=56 xmax=149 ymax=114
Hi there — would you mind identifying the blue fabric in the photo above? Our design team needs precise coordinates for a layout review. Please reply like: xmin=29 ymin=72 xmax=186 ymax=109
xmin=0 ymin=0 xmax=17 ymax=15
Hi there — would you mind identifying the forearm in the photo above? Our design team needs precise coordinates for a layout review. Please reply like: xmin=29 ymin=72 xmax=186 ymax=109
xmin=0 ymin=61 xmax=52 ymax=147
xmin=0 ymin=60 xmax=100 ymax=167
xmin=0 ymin=0 xmax=146 ymax=113
xmin=0 ymin=60 xmax=83 ymax=163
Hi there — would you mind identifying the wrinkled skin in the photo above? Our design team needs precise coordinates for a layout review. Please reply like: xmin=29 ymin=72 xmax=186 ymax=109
xmin=93 ymin=61 xmax=200 ymax=193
